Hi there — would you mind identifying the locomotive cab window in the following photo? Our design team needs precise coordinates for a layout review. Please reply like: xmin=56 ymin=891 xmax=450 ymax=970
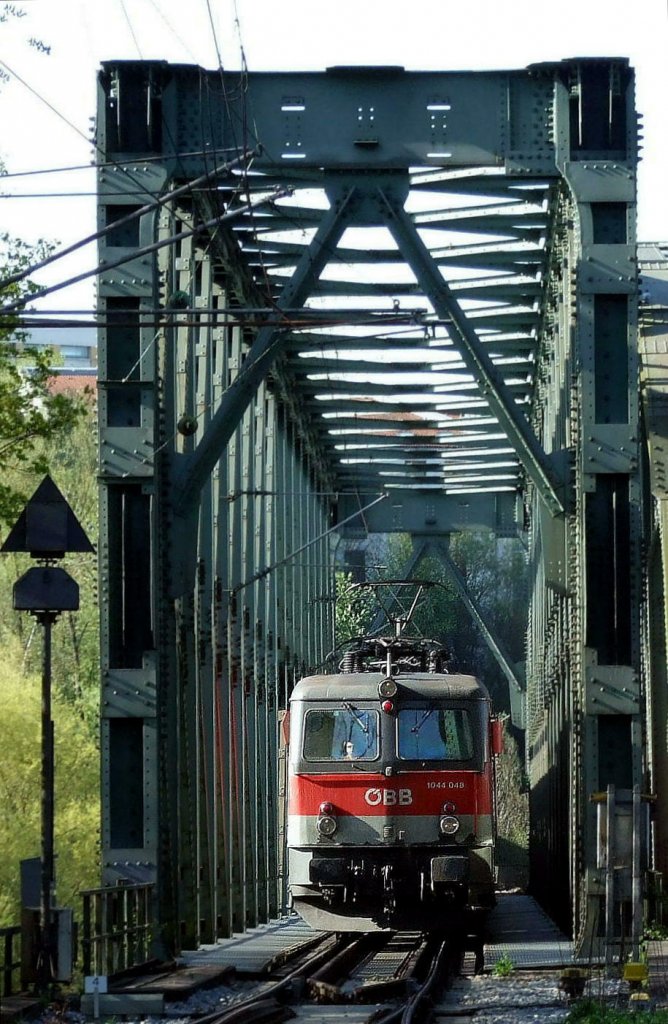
xmin=303 ymin=707 xmax=379 ymax=761
xmin=397 ymin=707 xmax=473 ymax=761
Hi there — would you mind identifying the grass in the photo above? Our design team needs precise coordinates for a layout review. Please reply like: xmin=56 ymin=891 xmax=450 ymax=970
xmin=491 ymin=953 xmax=514 ymax=977
xmin=566 ymin=1000 xmax=668 ymax=1023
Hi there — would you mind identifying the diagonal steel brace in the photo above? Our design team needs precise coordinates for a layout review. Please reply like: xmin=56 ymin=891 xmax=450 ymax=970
xmin=173 ymin=188 xmax=357 ymax=516
xmin=378 ymin=189 xmax=566 ymax=517
xmin=431 ymin=539 xmax=525 ymax=699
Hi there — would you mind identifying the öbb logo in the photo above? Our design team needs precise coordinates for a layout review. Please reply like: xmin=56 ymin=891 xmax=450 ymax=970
xmin=364 ymin=788 xmax=412 ymax=806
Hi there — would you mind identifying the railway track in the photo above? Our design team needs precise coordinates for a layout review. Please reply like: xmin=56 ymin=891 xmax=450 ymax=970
xmin=196 ymin=929 xmax=468 ymax=1024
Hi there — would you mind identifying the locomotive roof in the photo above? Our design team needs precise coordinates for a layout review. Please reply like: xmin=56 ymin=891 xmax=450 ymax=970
xmin=291 ymin=672 xmax=489 ymax=702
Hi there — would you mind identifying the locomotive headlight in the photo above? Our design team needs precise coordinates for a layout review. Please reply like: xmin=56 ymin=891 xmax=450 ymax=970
xmin=317 ymin=814 xmax=338 ymax=837
xmin=439 ymin=814 xmax=460 ymax=836
xmin=378 ymin=677 xmax=398 ymax=699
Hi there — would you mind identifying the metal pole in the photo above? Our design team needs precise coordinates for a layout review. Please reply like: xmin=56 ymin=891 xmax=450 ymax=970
xmin=632 ymin=784 xmax=642 ymax=960
xmin=605 ymin=784 xmax=616 ymax=972
xmin=39 ymin=611 xmax=56 ymax=990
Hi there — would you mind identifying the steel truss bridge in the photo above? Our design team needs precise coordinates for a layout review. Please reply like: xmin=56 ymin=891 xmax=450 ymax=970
xmin=96 ymin=56 xmax=667 ymax=955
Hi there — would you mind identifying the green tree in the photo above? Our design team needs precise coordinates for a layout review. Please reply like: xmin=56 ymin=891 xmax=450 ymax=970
xmin=335 ymin=570 xmax=375 ymax=648
xmin=365 ymin=531 xmax=531 ymax=865
xmin=0 ymin=403 xmax=99 ymax=725
xmin=0 ymin=228 xmax=86 ymax=525
xmin=0 ymin=637 xmax=99 ymax=926
xmin=376 ymin=530 xmax=527 ymax=710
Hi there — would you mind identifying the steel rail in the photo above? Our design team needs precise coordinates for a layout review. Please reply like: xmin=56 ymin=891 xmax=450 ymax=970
xmin=192 ymin=933 xmax=354 ymax=1024
xmin=188 ymin=930 xmax=434 ymax=1024
xmin=373 ymin=936 xmax=457 ymax=1024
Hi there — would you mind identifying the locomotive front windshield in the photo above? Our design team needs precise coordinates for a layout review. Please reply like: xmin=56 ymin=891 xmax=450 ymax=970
xmin=397 ymin=707 xmax=473 ymax=761
xmin=303 ymin=708 xmax=379 ymax=761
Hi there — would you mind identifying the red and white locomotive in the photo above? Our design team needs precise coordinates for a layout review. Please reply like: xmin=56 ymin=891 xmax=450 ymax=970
xmin=286 ymin=607 xmax=502 ymax=932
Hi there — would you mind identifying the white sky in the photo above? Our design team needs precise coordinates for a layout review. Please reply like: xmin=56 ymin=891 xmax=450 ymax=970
xmin=1 ymin=0 xmax=667 ymax=314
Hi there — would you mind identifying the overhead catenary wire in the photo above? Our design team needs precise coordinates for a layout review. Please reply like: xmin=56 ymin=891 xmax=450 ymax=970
xmin=0 ymin=149 xmax=243 ymax=179
xmin=0 ymin=150 xmax=257 ymax=293
xmin=15 ymin=306 xmax=431 ymax=319
xmin=0 ymin=57 xmax=261 ymax=308
xmin=0 ymin=58 xmax=93 ymax=150
xmin=230 ymin=492 xmax=387 ymax=595
xmin=144 ymin=0 xmax=200 ymax=64
xmin=0 ymin=184 xmax=290 ymax=314
xmin=203 ymin=0 xmax=224 ymax=71
xmin=118 ymin=0 xmax=143 ymax=57
xmin=12 ymin=313 xmax=434 ymax=330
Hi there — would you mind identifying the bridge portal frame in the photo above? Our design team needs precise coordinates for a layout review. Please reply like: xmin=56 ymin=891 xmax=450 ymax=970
xmin=95 ymin=56 xmax=646 ymax=953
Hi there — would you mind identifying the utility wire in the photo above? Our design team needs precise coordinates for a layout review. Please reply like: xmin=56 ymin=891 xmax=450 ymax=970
xmin=203 ymin=0 xmax=224 ymax=70
xmin=0 ymin=185 xmax=289 ymax=314
xmin=0 ymin=58 xmax=258 ymax=303
xmin=0 ymin=151 xmax=256 ymax=293
xmin=118 ymin=0 xmax=144 ymax=57
xmin=0 ymin=58 xmax=92 ymax=148
xmin=231 ymin=493 xmax=388 ymax=595
xmin=0 ymin=149 xmax=241 ymax=178
xmin=13 ymin=313 xmax=429 ymax=331
xmin=0 ymin=191 xmax=148 ymax=198
xmin=144 ymin=0 xmax=200 ymax=63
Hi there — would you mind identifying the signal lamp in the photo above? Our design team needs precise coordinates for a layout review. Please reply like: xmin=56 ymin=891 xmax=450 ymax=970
xmin=381 ymin=699 xmax=395 ymax=714
xmin=378 ymin=677 xmax=398 ymax=699
xmin=439 ymin=814 xmax=460 ymax=836
xmin=316 ymin=814 xmax=338 ymax=837
xmin=319 ymin=801 xmax=334 ymax=815
xmin=443 ymin=802 xmax=456 ymax=814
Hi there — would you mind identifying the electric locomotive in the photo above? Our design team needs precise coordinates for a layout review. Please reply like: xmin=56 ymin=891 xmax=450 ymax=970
xmin=286 ymin=590 xmax=502 ymax=932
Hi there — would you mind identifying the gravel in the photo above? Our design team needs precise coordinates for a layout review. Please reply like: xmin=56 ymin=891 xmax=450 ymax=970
xmin=434 ymin=970 xmax=629 ymax=1024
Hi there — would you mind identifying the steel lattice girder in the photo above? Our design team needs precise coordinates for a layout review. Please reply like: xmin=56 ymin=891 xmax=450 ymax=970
xmin=638 ymin=244 xmax=668 ymax=888
xmin=96 ymin=56 xmax=645 ymax=953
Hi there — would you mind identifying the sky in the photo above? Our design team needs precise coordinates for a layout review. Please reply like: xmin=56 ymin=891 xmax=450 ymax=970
xmin=0 ymin=0 xmax=667 ymax=317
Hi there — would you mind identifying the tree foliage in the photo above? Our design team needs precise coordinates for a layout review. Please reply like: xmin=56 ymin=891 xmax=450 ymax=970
xmin=0 ymin=390 xmax=99 ymax=927
xmin=373 ymin=530 xmax=528 ymax=710
xmin=0 ymin=230 xmax=87 ymax=525
xmin=0 ymin=637 xmax=99 ymax=927
xmin=0 ymin=404 xmax=99 ymax=725
xmin=334 ymin=570 xmax=376 ymax=648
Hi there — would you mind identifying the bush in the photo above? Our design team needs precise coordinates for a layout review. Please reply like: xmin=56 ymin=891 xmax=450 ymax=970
xmin=0 ymin=637 xmax=99 ymax=926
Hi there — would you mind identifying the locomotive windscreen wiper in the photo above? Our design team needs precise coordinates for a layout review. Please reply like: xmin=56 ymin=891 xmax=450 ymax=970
xmin=342 ymin=701 xmax=369 ymax=733
xmin=411 ymin=706 xmax=434 ymax=734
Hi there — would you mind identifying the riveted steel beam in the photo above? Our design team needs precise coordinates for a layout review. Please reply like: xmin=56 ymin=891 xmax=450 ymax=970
xmin=173 ymin=188 xmax=357 ymax=516
xmin=379 ymin=191 xmax=566 ymax=517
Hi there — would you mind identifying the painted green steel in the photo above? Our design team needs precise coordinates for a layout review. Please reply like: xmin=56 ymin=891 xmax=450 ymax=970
xmin=526 ymin=66 xmax=642 ymax=948
xmin=638 ymin=244 xmax=668 ymax=890
xmin=96 ymin=56 xmax=647 ymax=954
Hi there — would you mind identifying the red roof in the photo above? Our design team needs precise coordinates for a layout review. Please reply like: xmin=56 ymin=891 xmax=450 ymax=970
xmin=48 ymin=374 xmax=96 ymax=399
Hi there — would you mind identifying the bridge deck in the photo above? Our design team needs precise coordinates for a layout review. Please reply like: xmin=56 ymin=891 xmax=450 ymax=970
xmin=485 ymin=894 xmax=572 ymax=970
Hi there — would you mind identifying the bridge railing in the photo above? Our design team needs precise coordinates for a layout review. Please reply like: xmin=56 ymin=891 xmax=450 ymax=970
xmin=0 ymin=925 xmax=21 ymax=996
xmin=80 ymin=883 xmax=154 ymax=977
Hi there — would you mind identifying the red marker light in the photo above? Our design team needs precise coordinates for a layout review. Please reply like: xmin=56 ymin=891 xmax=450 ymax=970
xmin=381 ymin=699 xmax=394 ymax=714
xmin=319 ymin=801 xmax=334 ymax=815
